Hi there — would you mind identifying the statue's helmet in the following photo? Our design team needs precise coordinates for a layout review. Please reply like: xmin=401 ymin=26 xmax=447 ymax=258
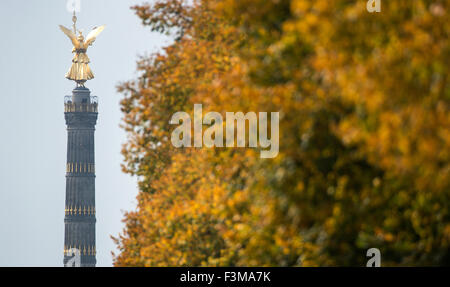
xmin=77 ymin=31 xmax=84 ymax=42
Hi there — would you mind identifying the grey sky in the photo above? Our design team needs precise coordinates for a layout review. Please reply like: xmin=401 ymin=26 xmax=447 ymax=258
xmin=0 ymin=0 xmax=168 ymax=266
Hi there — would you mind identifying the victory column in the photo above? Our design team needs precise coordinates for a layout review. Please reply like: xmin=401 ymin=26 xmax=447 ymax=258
xmin=60 ymin=12 xmax=105 ymax=267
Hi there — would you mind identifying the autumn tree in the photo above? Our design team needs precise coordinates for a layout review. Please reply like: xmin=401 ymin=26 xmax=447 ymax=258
xmin=114 ymin=0 xmax=450 ymax=266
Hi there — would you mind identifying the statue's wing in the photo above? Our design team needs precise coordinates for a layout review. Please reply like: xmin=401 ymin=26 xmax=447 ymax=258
xmin=59 ymin=25 xmax=79 ymax=47
xmin=84 ymin=25 xmax=105 ymax=46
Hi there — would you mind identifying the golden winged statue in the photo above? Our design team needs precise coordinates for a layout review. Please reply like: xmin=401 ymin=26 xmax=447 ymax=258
xmin=60 ymin=15 xmax=105 ymax=87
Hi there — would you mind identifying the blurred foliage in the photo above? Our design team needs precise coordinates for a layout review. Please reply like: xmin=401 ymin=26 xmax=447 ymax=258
xmin=113 ymin=0 xmax=450 ymax=266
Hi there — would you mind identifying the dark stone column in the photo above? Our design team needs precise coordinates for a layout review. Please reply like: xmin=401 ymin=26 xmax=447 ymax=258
xmin=63 ymin=87 xmax=98 ymax=267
